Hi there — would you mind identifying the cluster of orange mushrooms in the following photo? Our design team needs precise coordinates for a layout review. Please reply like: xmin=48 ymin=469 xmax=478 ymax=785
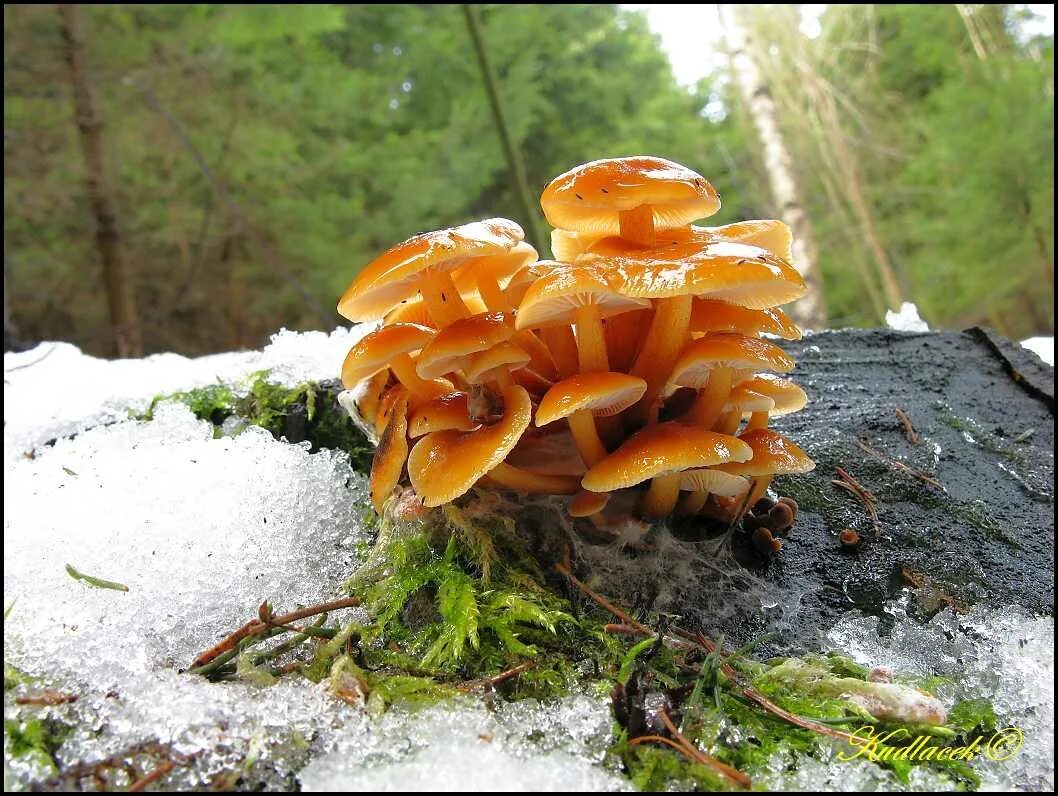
xmin=337 ymin=156 xmax=814 ymax=540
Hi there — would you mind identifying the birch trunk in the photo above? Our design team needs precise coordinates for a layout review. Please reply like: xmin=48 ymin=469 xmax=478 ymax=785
xmin=59 ymin=4 xmax=143 ymax=357
xmin=719 ymin=5 xmax=827 ymax=329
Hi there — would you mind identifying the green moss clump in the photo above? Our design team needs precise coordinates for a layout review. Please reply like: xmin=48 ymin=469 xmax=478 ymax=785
xmin=139 ymin=372 xmax=372 ymax=471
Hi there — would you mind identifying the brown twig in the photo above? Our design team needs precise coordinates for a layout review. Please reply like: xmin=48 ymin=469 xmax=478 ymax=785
xmin=895 ymin=408 xmax=919 ymax=444
xmin=458 ymin=661 xmax=534 ymax=692
xmin=832 ymin=466 xmax=880 ymax=537
xmin=658 ymin=708 xmax=751 ymax=788
xmin=189 ymin=596 xmax=361 ymax=670
xmin=855 ymin=439 xmax=945 ymax=492
xmin=15 ymin=690 xmax=78 ymax=706
xmin=604 ymin=623 xmax=645 ymax=636
xmin=127 ymin=759 xmax=173 ymax=793
xmin=558 ymin=564 xmax=858 ymax=747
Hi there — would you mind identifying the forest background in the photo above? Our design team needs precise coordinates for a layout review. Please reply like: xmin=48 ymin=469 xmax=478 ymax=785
xmin=3 ymin=4 xmax=1053 ymax=357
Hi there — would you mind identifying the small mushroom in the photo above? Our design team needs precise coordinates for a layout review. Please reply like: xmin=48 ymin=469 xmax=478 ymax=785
xmin=540 ymin=156 xmax=721 ymax=247
xmin=515 ymin=262 xmax=649 ymax=374
xmin=675 ymin=469 xmax=750 ymax=515
xmin=734 ymin=374 xmax=808 ymax=431
xmin=408 ymin=392 xmax=478 ymax=438
xmin=718 ymin=428 xmax=815 ymax=518
xmin=341 ymin=323 xmax=452 ymax=404
xmin=668 ymin=333 xmax=794 ymax=430
xmin=408 ymin=385 xmax=578 ymax=506
xmin=535 ymin=372 xmax=647 ymax=467
xmin=338 ymin=218 xmax=525 ymax=327
xmin=582 ymin=423 xmax=752 ymax=519
xmin=463 ymin=342 xmax=531 ymax=389
xmin=415 ymin=311 xmax=516 ymax=382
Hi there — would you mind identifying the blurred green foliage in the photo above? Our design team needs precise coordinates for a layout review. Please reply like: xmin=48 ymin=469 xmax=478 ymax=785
xmin=3 ymin=4 xmax=1053 ymax=354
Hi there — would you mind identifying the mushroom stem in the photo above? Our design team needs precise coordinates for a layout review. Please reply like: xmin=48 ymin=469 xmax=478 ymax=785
xmin=745 ymin=411 xmax=770 ymax=431
xmin=389 ymin=353 xmax=439 ymax=400
xmin=491 ymin=369 xmax=515 ymax=390
xmin=618 ymin=204 xmax=657 ymax=247
xmin=419 ymin=269 xmax=470 ymax=327
xmin=686 ymin=367 xmax=733 ymax=428
xmin=676 ymin=490 xmax=709 ymax=516
xmin=642 ymin=472 xmax=681 ymax=519
xmin=486 ymin=462 xmax=580 ymax=495
xmin=513 ymin=330 xmax=558 ymax=380
xmin=477 ymin=273 xmax=512 ymax=312
xmin=574 ymin=304 xmax=609 ymax=373
xmin=540 ymin=325 xmax=580 ymax=379
xmin=742 ymin=474 xmax=775 ymax=517
xmin=567 ymin=409 xmax=608 ymax=467
xmin=716 ymin=410 xmax=741 ymax=435
xmin=631 ymin=295 xmax=693 ymax=423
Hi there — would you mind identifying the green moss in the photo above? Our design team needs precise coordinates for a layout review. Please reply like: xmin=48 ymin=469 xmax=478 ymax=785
xmin=4 ymin=717 xmax=70 ymax=773
xmin=139 ymin=372 xmax=372 ymax=472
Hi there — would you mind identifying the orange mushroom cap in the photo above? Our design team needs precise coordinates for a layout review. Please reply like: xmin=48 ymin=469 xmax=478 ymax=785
xmin=452 ymin=240 xmax=537 ymax=295
xmin=369 ymin=391 xmax=409 ymax=511
xmin=415 ymin=311 xmax=516 ymax=380
xmin=541 ymin=156 xmax=721 ymax=236
xmin=535 ymin=372 xmax=647 ymax=426
xmin=668 ymin=333 xmax=795 ymax=390
xmin=689 ymin=299 xmax=802 ymax=340
xmin=722 ymin=387 xmax=776 ymax=415
xmin=464 ymin=342 xmax=531 ymax=383
xmin=338 ymin=218 xmax=524 ymax=321
xmin=697 ymin=220 xmax=792 ymax=261
xmin=408 ymin=392 xmax=479 ymax=438
xmin=734 ymin=374 xmax=808 ymax=416
xmin=514 ymin=262 xmax=648 ymax=331
xmin=569 ymin=489 xmax=610 ymax=517
xmin=582 ymin=423 xmax=752 ymax=492
xmin=717 ymin=429 xmax=815 ymax=477
xmin=341 ymin=323 xmax=435 ymax=388
xmin=408 ymin=385 xmax=533 ymax=506
xmin=581 ymin=241 xmax=805 ymax=308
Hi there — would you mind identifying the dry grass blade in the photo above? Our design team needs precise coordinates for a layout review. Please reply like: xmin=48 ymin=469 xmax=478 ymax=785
xmin=895 ymin=408 xmax=919 ymax=444
xmin=855 ymin=439 xmax=945 ymax=491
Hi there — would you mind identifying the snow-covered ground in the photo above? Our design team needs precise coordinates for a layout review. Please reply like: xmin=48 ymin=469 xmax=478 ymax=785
xmin=3 ymin=330 xmax=1054 ymax=791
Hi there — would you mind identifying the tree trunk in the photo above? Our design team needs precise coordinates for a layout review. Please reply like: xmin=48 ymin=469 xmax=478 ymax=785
xmin=719 ymin=5 xmax=828 ymax=329
xmin=59 ymin=4 xmax=143 ymax=357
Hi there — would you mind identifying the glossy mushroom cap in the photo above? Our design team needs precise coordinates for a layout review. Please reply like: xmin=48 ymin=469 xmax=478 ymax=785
xmin=583 ymin=241 xmax=806 ymax=308
xmin=569 ymin=489 xmax=610 ymax=517
xmin=689 ymin=300 xmax=801 ymax=340
xmin=408 ymin=392 xmax=478 ymax=437
xmin=464 ymin=342 xmax=531 ymax=383
xmin=408 ymin=385 xmax=533 ymax=506
xmin=734 ymin=374 xmax=808 ymax=416
xmin=415 ymin=311 xmax=515 ymax=379
xmin=535 ymin=372 xmax=648 ymax=426
xmin=582 ymin=423 xmax=752 ymax=492
xmin=541 ymin=156 xmax=721 ymax=236
xmin=341 ymin=323 xmax=435 ymax=388
xmin=694 ymin=220 xmax=793 ymax=260
xmin=722 ymin=387 xmax=776 ymax=415
xmin=338 ymin=218 xmax=524 ymax=321
xmin=514 ymin=262 xmax=648 ymax=330
xmin=668 ymin=333 xmax=795 ymax=389
xmin=718 ymin=429 xmax=815 ymax=477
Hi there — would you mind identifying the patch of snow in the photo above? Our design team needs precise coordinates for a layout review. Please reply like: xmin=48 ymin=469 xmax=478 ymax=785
xmin=2 ymin=326 xmax=371 ymax=455
xmin=885 ymin=302 xmax=930 ymax=332
xmin=1020 ymin=336 xmax=1054 ymax=366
